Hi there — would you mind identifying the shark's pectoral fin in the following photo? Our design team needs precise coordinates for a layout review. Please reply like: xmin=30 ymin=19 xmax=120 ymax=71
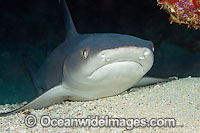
xmin=0 ymin=85 xmax=70 ymax=117
xmin=134 ymin=77 xmax=170 ymax=87
xmin=26 ymin=85 xmax=71 ymax=109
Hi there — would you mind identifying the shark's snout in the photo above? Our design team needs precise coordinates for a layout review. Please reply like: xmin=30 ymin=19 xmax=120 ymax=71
xmin=98 ymin=46 xmax=154 ymax=73
xmin=87 ymin=46 xmax=154 ymax=82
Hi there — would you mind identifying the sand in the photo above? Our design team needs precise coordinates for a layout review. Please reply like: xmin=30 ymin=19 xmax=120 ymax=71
xmin=0 ymin=77 xmax=200 ymax=132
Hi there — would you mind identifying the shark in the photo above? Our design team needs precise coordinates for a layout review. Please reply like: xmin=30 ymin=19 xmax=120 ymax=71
xmin=0 ymin=0 xmax=167 ymax=116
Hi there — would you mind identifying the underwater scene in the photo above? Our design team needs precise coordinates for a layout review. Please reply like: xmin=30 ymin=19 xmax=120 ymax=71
xmin=0 ymin=0 xmax=200 ymax=132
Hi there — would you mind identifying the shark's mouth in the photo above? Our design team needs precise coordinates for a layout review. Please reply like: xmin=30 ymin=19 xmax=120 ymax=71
xmin=88 ymin=61 xmax=144 ymax=79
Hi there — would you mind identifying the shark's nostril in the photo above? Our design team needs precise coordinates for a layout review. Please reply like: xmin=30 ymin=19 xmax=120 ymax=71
xmin=139 ymin=56 xmax=145 ymax=60
xmin=101 ymin=54 xmax=106 ymax=58
xmin=105 ymin=58 xmax=111 ymax=62
xmin=101 ymin=54 xmax=111 ymax=62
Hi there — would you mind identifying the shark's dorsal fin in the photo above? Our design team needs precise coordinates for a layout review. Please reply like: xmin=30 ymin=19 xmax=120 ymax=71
xmin=59 ymin=0 xmax=78 ymax=38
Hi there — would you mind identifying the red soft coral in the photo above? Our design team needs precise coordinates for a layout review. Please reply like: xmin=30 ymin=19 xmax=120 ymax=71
xmin=158 ymin=0 xmax=200 ymax=29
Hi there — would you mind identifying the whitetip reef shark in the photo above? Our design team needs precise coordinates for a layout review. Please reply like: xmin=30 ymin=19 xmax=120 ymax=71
xmin=0 ymin=0 xmax=168 ymax=116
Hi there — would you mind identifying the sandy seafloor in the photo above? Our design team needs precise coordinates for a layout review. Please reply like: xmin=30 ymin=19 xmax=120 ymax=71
xmin=0 ymin=77 xmax=200 ymax=132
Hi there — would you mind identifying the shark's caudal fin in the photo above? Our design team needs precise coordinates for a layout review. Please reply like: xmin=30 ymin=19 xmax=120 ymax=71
xmin=59 ymin=0 xmax=78 ymax=38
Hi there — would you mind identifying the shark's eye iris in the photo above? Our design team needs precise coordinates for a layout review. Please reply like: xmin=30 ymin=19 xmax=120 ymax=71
xmin=82 ymin=48 xmax=88 ymax=59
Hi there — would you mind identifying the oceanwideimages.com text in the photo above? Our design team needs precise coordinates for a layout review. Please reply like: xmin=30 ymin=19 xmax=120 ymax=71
xmin=24 ymin=114 xmax=176 ymax=129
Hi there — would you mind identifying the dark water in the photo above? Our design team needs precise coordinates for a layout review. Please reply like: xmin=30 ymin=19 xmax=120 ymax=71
xmin=0 ymin=0 xmax=200 ymax=104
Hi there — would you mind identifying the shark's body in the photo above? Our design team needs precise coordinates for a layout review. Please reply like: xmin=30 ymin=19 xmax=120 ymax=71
xmin=0 ymin=0 xmax=167 ymax=116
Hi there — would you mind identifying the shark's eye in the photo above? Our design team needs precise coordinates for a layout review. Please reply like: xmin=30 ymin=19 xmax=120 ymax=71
xmin=81 ymin=48 xmax=88 ymax=59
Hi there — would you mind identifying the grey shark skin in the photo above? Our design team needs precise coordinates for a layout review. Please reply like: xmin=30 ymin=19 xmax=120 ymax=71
xmin=0 ymin=0 xmax=166 ymax=116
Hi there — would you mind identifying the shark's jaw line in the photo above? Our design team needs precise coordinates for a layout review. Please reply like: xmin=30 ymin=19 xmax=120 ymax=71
xmin=88 ymin=61 xmax=143 ymax=79
xmin=62 ymin=60 xmax=145 ymax=101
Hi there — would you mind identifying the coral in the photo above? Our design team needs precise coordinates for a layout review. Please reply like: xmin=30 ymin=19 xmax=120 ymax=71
xmin=157 ymin=0 xmax=200 ymax=29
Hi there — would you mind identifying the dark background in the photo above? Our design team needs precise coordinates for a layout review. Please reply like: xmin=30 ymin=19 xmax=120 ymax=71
xmin=0 ymin=0 xmax=199 ymax=104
